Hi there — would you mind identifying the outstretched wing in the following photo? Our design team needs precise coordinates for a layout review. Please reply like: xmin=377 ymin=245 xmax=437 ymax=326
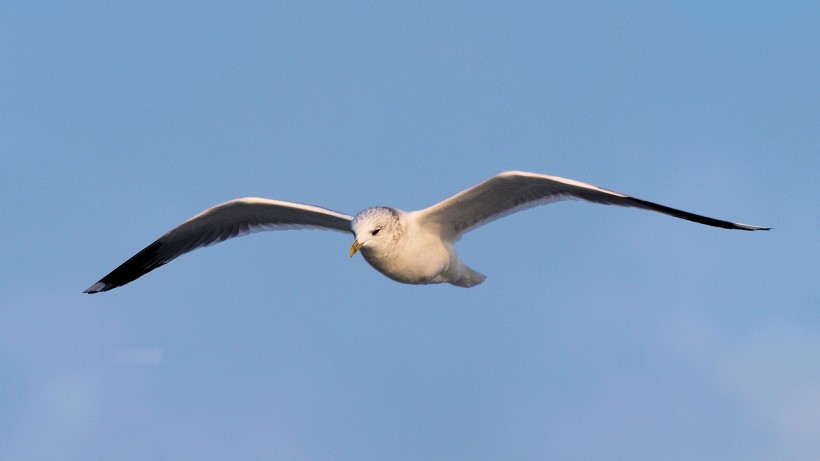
xmin=85 ymin=198 xmax=353 ymax=293
xmin=417 ymin=171 xmax=769 ymax=240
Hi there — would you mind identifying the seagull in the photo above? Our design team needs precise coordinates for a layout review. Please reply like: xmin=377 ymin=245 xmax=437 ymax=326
xmin=84 ymin=171 xmax=769 ymax=293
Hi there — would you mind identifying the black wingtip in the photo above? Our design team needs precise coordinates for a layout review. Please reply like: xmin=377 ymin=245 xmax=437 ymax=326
xmin=83 ymin=240 xmax=166 ymax=294
xmin=83 ymin=281 xmax=110 ymax=294
xmin=624 ymin=197 xmax=770 ymax=232
xmin=736 ymin=224 xmax=772 ymax=231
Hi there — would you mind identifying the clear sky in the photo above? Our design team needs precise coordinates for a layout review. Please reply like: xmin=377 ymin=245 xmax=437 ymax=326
xmin=2 ymin=1 xmax=818 ymax=460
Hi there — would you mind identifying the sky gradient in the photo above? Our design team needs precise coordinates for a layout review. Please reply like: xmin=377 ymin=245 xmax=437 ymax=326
xmin=2 ymin=2 xmax=818 ymax=460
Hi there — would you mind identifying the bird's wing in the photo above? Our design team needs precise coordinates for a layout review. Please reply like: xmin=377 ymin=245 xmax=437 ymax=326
xmin=416 ymin=171 xmax=769 ymax=240
xmin=85 ymin=198 xmax=353 ymax=293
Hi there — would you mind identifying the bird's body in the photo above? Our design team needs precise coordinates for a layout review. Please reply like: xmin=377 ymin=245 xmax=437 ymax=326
xmin=85 ymin=171 xmax=769 ymax=293
xmin=352 ymin=209 xmax=485 ymax=287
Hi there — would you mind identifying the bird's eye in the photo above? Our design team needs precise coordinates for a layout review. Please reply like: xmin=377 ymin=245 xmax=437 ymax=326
xmin=370 ymin=228 xmax=381 ymax=236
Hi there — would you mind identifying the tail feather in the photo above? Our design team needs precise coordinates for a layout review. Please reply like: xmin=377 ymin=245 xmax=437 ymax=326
xmin=451 ymin=265 xmax=486 ymax=288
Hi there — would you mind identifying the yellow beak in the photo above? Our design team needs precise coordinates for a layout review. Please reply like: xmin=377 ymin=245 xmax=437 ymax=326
xmin=349 ymin=239 xmax=364 ymax=257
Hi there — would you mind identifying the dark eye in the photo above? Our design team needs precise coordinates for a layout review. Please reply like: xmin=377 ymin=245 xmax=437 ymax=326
xmin=370 ymin=228 xmax=381 ymax=236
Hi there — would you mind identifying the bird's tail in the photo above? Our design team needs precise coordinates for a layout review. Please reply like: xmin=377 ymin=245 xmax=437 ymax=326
xmin=451 ymin=265 xmax=487 ymax=288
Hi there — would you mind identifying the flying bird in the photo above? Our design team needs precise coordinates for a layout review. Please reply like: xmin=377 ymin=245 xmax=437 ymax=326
xmin=84 ymin=171 xmax=769 ymax=293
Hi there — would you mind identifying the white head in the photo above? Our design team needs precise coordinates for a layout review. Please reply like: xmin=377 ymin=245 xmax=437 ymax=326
xmin=349 ymin=207 xmax=402 ymax=257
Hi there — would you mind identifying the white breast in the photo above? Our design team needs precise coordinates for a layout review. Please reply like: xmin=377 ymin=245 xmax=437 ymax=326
xmin=361 ymin=213 xmax=452 ymax=285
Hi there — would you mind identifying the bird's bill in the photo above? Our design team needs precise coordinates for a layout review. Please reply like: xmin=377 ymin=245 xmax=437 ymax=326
xmin=349 ymin=240 xmax=364 ymax=257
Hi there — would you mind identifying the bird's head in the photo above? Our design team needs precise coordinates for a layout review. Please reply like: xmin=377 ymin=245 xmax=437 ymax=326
xmin=350 ymin=207 xmax=402 ymax=257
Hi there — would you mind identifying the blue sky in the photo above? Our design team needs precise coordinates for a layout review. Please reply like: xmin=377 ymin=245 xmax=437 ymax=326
xmin=2 ymin=1 xmax=818 ymax=460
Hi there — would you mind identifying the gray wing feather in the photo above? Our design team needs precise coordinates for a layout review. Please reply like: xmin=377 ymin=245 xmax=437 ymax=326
xmin=85 ymin=198 xmax=352 ymax=293
xmin=417 ymin=171 xmax=769 ymax=240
